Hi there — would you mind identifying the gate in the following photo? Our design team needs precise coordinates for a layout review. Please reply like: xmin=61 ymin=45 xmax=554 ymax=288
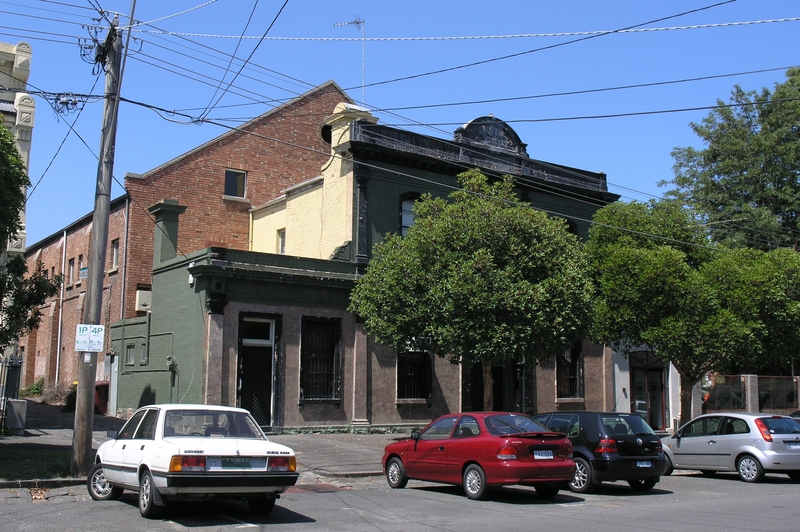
xmin=0 ymin=355 xmax=22 ymax=431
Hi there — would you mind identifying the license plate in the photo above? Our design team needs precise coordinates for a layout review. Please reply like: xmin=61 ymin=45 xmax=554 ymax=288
xmin=533 ymin=450 xmax=553 ymax=460
xmin=636 ymin=461 xmax=652 ymax=468
xmin=222 ymin=457 xmax=251 ymax=469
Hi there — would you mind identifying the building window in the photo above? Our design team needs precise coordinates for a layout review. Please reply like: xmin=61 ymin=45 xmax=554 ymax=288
xmin=397 ymin=351 xmax=432 ymax=400
xmin=224 ymin=169 xmax=246 ymax=197
xmin=399 ymin=193 xmax=420 ymax=236
xmin=77 ymin=254 xmax=84 ymax=284
xmin=299 ymin=317 xmax=342 ymax=401
xmin=557 ymin=342 xmax=584 ymax=399
xmin=277 ymin=229 xmax=286 ymax=254
xmin=110 ymin=239 xmax=119 ymax=270
xmin=140 ymin=343 xmax=148 ymax=366
xmin=125 ymin=343 xmax=135 ymax=365
xmin=67 ymin=258 xmax=75 ymax=285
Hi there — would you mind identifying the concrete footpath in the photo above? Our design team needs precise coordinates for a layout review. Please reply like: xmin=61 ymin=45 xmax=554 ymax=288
xmin=0 ymin=399 xmax=407 ymax=489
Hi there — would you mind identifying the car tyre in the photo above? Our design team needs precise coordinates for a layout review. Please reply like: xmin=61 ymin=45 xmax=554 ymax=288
xmin=569 ymin=457 xmax=595 ymax=493
xmin=787 ymin=471 xmax=800 ymax=481
xmin=737 ymin=455 xmax=765 ymax=483
xmin=138 ymin=469 xmax=163 ymax=519
xmin=627 ymin=478 xmax=658 ymax=491
xmin=87 ymin=463 xmax=123 ymax=501
xmin=462 ymin=464 xmax=489 ymax=500
xmin=386 ymin=457 xmax=408 ymax=489
xmin=534 ymin=485 xmax=560 ymax=498
xmin=249 ymin=496 xmax=276 ymax=514
xmin=663 ymin=456 xmax=674 ymax=476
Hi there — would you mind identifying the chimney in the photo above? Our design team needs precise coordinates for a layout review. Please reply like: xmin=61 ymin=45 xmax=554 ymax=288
xmin=148 ymin=199 xmax=187 ymax=265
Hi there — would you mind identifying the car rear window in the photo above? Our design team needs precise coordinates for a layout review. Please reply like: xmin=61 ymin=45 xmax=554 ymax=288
xmin=485 ymin=413 xmax=548 ymax=435
xmin=599 ymin=414 xmax=656 ymax=436
xmin=759 ymin=417 xmax=800 ymax=435
xmin=164 ymin=410 xmax=265 ymax=438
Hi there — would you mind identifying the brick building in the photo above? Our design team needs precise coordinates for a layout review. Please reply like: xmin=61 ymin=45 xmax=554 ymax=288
xmin=18 ymin=82 xmax=352 ymax=408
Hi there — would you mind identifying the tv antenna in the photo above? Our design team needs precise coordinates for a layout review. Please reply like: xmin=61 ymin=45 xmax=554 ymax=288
xmin=334 ymin=16 xmax=365 ymax=105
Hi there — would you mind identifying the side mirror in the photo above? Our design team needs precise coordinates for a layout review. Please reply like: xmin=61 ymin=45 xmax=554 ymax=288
xmin=411 ymin=430 xmax=420 ymax=442
xmin=106 ymin=430 xmax=118 ymax=439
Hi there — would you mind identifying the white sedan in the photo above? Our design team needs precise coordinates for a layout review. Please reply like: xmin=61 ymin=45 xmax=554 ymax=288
xmin=87 ymin=404 xmax=298 ymax=518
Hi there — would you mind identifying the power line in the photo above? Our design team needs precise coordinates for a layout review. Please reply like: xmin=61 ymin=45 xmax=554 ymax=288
xmin=127 ymin=16 xmax=800 ymax=41
xmin=348 ymin=0 xmax=740 ymax=90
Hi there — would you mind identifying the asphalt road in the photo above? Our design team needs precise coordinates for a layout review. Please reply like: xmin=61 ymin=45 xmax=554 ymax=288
xmin=3 ymin=470 xmax=799 ymax=532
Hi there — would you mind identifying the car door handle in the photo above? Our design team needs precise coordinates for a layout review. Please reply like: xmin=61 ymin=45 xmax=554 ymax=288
xmin=707 ymin=439 xmax=716 ymax=444
xmin=140 ymin=445 xmax=146 ymax=450
xmin=439 ymin=446 xmax=445 ymax=451
xmin=122 ymin=444 xmax=126 ymax=449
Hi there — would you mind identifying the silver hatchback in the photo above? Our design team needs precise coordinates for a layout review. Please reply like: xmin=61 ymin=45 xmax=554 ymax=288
xmin=662 ymin=412 xmax=800 ymax=482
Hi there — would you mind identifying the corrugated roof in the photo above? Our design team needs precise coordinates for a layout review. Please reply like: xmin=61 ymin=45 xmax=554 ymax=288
xmin=0 ymin=100 xmax=16 ymax=113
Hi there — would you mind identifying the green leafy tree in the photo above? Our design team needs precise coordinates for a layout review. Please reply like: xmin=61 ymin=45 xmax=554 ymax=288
xmin=665 ymin=68 xmax=800 ymax=250
xmin=588 ymin=200 xmax=800 ymax=424
xmin=0 ymin=123 xmax=60 ymax=352
xmin=349 ymin=169 xmax=593 ymax=410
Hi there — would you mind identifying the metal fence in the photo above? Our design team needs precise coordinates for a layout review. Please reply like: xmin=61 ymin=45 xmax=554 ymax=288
xmin=758 ymin=376 xmax=799 ymax=411
xmin=0 ymin=355 xmax=22 ymax=431
xmin=703 ymin=375 xmax=745 ymax=411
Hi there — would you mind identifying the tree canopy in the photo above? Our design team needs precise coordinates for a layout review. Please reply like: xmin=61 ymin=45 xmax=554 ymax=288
xmin=587 ymin=200 xmax=800 ymax=424
xmin=349 ymin=169 xmax=593 ymax=408
xmin=0 ymin=123 xmax=60 ymax=352
xmin=664 ymin=68 xmax=800 ymax=250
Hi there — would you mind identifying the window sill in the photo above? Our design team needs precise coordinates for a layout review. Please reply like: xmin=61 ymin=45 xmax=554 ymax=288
xmin=298 ymin=398 xmax=341 ymax=407
xmin=555 ymin=397 xmax=585 ymax=403
xmin=107 ymin=268 xmax=119 ymax=276
xmin=396 ymin=399 xmax=431 ymax=407
xmin=222 ymin=195 xmax=250 ymax=204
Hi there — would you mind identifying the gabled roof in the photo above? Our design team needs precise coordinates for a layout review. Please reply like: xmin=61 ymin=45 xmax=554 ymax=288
xmin=132 ymin=81 xmax=351 ymax=180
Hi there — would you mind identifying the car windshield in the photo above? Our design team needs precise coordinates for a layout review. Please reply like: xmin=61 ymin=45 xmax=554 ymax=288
xmin=600 ymin=414 xmax=656 ymax=436
xmin=485 ymin=413 xmax=548 ymax=435
xmin=759 ymin=417 xmax=800 ymax=434
xmin=164 ymin=410 xmax=265 ymax=438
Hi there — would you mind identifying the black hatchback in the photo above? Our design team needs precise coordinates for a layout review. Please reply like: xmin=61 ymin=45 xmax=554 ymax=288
xmin=533 ymin=411 xmax=668 ymax=493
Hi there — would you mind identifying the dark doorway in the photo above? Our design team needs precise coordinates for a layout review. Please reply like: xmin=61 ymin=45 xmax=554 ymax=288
xmin=237 ymin=317 xmax=276 ymax=428
xmin=467 ymin=361 xmax=522 ymax=412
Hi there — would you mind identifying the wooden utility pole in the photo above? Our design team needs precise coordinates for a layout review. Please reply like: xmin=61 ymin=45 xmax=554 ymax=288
xmin=70 ymin=16 xmax=122 ymax=476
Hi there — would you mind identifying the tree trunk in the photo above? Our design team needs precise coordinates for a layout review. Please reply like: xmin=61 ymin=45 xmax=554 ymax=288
xmin=482 ymin=360 xmax=494 ymax=411
xmin=678 ymin=372 xmax=696 ymax=428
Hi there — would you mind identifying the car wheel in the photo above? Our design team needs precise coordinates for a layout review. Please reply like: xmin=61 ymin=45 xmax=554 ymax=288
xmin=386 ymin=457 xmax=408 ymax=489
xmin=249 ymin=496 xmax=276 ymax=514
xmin=663 ymin=456 xmax=674 ymax=476
xmin=87 ymin=463 xmax=123 ymax=501
xmin=138 ymin=469 xmax=163 ymax=519
xmin=787 ymin=471 xmax=800 ymax=481
xmin=627 ymin=478 xmax=658 ymax=491
xmin=462 ymin=464 xmax=489 ymax=500
xmin=737 ymin=455 xmax=765 ymax=483
xmin=534 ymin=485 xmax=560 ymax=499
xmin=569 ymin=457 xmax=595 ymax=494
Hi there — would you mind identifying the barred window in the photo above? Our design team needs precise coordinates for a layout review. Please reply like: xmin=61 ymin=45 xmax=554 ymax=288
xmin=397 ymin=352 xmax=432 ymax=400
xmin=299 ymin=317 xmax=342 ymax=401
xmin=557 ymin=342 xmax=584 ymax=399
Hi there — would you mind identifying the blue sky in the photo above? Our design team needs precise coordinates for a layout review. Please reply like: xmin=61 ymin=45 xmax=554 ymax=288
xmin=4 ymin=0 xmax=799 ymax=245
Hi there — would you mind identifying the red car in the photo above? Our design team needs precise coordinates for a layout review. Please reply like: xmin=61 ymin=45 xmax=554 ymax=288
xmin=382 ymin=412 xmax=575 ymax=500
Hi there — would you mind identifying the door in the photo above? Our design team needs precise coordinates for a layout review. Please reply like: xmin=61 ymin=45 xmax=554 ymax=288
xmin=121 ymin=408 xmax=159 ymax=486
xmin=631 ymin=365 xmax=667 ymax=430
xmin=103 ymin=409 xmax=146 ymax=485
xmin=715 ymin=416 xmax=751 ymax=471
xmin=404 ymin=416 xmax=456 ymax=482
xmin=237 ymin=318 xmax=276 ymax=427
xmin=670 ymin=415 xmax=722 ymax=469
